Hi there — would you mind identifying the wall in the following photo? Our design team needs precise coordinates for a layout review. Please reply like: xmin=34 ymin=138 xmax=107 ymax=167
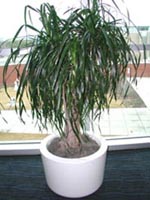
xmin=0 ymin=63 xmax=150 ymax=87
xmin=127 ymin=63 xmax=150 ymax=77
xmin=0 ymin=64 xmax=24 ymax=87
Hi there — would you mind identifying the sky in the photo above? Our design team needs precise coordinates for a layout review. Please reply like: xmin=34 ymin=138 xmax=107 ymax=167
xmin=0 ymin=0 xmax=81 ymax=40
xmin=0 ymin=0 xmax=150 ymax=40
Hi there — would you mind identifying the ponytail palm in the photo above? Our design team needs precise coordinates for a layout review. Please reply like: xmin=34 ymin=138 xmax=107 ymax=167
xmin=4 ymin=0 xmax=142 ymax=148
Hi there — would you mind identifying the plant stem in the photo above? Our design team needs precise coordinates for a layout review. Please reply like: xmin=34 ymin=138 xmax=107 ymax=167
xmin=63 ymin=84 xmax=81 ymax=148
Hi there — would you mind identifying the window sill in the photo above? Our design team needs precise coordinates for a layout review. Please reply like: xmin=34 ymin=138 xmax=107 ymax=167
xmin=0 ymin=137 xmax=150 ymax=155
xmin=0 ymin=141 xmax=41 ymax=155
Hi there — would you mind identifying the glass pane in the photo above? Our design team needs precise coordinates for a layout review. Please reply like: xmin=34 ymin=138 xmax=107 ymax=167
xmin=0 ymin=0 xmax=150 ymax=141
xmin=96 ymin=26 xmax=150 ymax=138
xmin=0 ymin=0 xmax=83 ymax=141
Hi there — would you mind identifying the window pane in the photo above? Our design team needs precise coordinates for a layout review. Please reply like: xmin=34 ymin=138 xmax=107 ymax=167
xmin=0 ymin=0 xmax=150 ymax=141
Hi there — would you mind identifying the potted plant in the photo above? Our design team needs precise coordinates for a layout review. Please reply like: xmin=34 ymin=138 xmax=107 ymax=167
xmin=3 ymin=0 xmax=144 ymax=198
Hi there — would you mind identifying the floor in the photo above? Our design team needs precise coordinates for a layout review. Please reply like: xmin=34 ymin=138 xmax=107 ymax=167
xmin=1 ymin=149 xmax=150 ymax=200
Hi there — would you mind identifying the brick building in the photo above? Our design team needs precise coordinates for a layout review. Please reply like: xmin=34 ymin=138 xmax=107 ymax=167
xmin=0 ymin=63 xmax=150 ymax=87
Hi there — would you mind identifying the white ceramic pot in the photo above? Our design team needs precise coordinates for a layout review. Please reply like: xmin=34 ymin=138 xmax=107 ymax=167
xmin=40 ymin=134 xmax=107 ymax=198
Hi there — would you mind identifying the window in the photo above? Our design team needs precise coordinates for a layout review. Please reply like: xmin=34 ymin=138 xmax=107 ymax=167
xmin=0 ymin=0 xmax=82 ymax=142
xmin=0 ymin=0 xmax=150 ymax=153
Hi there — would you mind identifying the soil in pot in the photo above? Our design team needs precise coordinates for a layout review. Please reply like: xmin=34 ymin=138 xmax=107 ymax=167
xmin=47 ymin=135 xmax=100 ymax=158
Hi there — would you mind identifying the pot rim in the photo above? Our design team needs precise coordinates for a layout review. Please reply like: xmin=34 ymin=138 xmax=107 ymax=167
xmin=40 ymin=134 xmax=107 ymax=164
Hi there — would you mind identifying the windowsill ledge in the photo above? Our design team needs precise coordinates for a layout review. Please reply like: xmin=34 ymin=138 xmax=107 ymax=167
xmin=0 ymin=137 xmax=150 ymax=155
